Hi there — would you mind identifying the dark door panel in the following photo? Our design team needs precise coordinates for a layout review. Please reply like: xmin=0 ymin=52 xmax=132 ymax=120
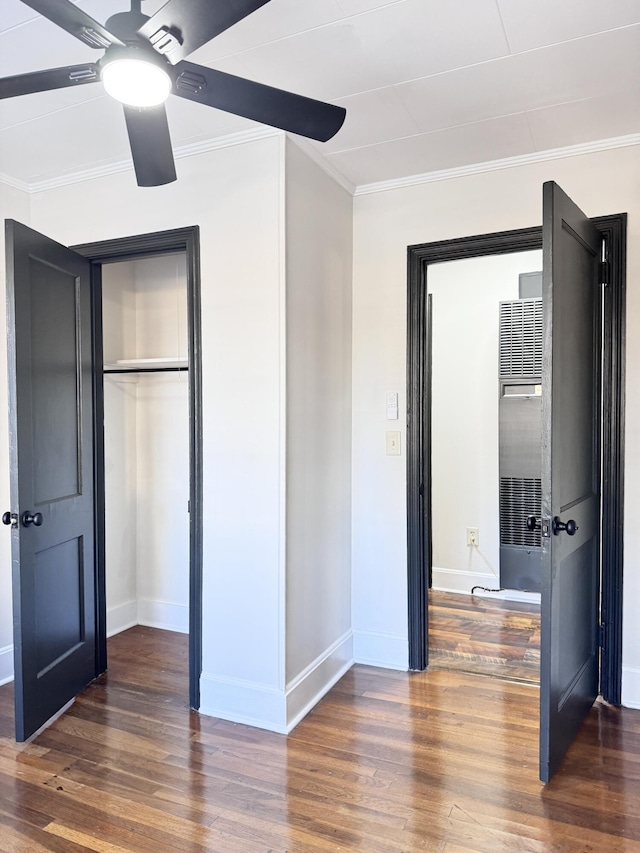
xmin=539 ymin=182 xmax=601 ymax=782
xmin=6 ymin=220 xmax=96 ymax=742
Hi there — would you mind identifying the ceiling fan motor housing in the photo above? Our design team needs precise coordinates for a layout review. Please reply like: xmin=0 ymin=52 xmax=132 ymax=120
xmin=104 ymin=11 xmax=150 ymax=44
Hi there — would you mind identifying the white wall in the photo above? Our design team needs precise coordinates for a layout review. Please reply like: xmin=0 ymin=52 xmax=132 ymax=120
xmin=0 ymin=183 xmax=30 ymax=685
xmin=133 ymin=254 xmax=188 ymax=361
xmin=284 ymin=140 xmax=353 ymax=727
xmin=102 ymin=261 xmax=138 ymax=633
xmin=135 ymin=373 xmax=190 ymax=632
xmin=1 ymin=135 xmax=354 ymax=732
xmin=103 ymin=255 xmax=189 ymax=636
xmin=102 ymin=257 xmax=136 ymax=365
xmin=0 ymin=135 xmax=288 ymax=728
xmin=104 ymin=373 xmax=139 ymax=632
xmin=351 ymin=144 xmax=640 ymax=692
xmin=134 ymin=255 xmax=190 ymax=633
xmin=428 ymin=251 xmax=542 ymax=595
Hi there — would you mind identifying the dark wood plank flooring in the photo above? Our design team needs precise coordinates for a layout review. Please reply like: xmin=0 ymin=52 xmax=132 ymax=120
xmin=1 ymin=626 xmax=639 ymax=851
xmin=428 ymin=590 xmax=540 ymax=683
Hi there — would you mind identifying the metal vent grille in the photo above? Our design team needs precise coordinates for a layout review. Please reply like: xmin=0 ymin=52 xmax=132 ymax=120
xmin=499 ymin=298 xmax=543 ymax=377
xmin=499 ymin=477 xmax=542 ymax=548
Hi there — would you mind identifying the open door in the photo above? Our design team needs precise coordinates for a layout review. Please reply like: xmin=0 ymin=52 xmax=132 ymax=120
xmin=4 ymin=220 xmax=98 ymax=741
xmin=539 ymin=183 xmax=602 ymax=782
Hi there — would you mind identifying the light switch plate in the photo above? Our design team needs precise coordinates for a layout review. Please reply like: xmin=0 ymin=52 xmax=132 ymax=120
xmin=386 ymin=430 xmax=401 ymax=455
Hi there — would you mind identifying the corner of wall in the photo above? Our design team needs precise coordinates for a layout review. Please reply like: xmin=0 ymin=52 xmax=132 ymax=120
xmin=353 ymin=630 xmax=408 ymax=671
xmin=199 ymin=672 xmax=288 ymax=733
xmin=285 ymin=630 xmax=354 ymax=732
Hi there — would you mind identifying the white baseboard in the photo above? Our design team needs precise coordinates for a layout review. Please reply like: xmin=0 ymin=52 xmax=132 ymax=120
xmin=0 ymin=644 xmax=13 ymax=686
xmin=353 ymin=629 xmax=408 ymax=670
xmin=432 ymin=566 xmax=541 ymax=604
xmin=137 ymin=599 xmax=189 ymax=634
xmin=199 ymin=673 xmax=287 ymax=733
xmin=106 ymin=600 xmax=138 ymax=638
xmin=199 ymin=634 xmax=354 ymax=735
xmin=622 ymin=666 xmax=640 ymax=709
xmin=286 ymin=631 xmax=354 ymax=732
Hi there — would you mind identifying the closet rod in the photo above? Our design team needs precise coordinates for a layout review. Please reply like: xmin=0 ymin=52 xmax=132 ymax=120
xmin=104 ymin=366 xmax=189 ymax=374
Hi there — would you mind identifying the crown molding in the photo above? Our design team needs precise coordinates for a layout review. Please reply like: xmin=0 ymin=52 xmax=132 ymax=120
xmin=2 ymin=131 xmax=638 ymax=198
xmin=173 ymin=126 xmax=280 ymax=161
xmin=353 ymin=134 xmax=640 ymax=196
xmin=6 ymin=127 xmax=280 ymax=194
xmin=0 ymin=171 xmax=31 ymax=193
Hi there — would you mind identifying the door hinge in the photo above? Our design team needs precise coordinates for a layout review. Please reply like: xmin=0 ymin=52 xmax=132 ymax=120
xmin=599 ymin=622 xmax=606 ymax=649
xmin=418 ymin=483 xmax=424 ymax=497
xmin=599 ymin=259 xmax=609 ymax=286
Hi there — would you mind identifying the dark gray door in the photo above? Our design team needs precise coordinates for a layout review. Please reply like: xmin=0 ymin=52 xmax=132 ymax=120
xmin=539 ymin=183 xmax=601 ymax=782
xmin=5 ymin=220 xmax=97 ymax=742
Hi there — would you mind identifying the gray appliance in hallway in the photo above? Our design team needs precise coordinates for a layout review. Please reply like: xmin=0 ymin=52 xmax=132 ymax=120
xmin=498 ymin=272 xmax=543 ymax=592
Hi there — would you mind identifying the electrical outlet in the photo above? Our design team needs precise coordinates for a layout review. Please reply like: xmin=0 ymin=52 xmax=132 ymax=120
xmin=466 ymin=527 xmax=479 ymax=547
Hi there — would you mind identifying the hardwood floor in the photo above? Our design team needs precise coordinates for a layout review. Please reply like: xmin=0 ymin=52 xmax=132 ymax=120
xmin=1 ymin=626 xmax=640 ymax=851
xmin=428 ymin=590 xmax=541 ymax=683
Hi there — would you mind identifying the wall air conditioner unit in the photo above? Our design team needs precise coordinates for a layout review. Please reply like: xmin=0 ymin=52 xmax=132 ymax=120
xmin=498 ymin=280 xmax=543 ymax=592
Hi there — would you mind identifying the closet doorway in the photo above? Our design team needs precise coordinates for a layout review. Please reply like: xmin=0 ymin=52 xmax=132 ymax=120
xmin=73 ymin=227 xmax=202 ymax=708
xmin=103 ymin=253 xmax=189 ymax=644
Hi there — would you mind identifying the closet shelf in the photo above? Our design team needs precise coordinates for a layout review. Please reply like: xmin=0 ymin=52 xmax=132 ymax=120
xmin=104 ymin=357 xmax=188 ymax=374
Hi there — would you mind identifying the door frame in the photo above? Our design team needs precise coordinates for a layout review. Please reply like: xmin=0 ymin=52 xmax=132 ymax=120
xmin=406 ymin=214 xmax=626 ymax=703
xmin=72 ymin=226 xmax=203 ymax=709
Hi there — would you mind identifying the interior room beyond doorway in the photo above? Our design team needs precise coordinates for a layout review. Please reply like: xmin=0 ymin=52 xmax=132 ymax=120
xmin=427 ymin=250 xmax=543 ymax=683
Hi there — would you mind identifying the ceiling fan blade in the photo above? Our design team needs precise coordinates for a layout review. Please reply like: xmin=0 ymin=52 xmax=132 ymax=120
xmin=19 ymin=0 xmax=124 ymax=48
xmin=138 ymin=0 xmax=271 ymax=65
xmin=173 ymin=62 xmax=346 ymax=142
xmin=123 ymin=104 xmax=177 ymax=188
xmin=0 ymin=63 xmax=99 ymax=100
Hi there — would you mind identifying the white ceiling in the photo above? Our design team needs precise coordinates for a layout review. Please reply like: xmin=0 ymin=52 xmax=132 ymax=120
xmin=1 ymin=0 xmax=639 ymax=190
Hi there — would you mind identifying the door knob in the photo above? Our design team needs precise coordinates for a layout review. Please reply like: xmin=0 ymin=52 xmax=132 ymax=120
xmin=2 ymin=511 xmax=17 ymax=527
xmin=526 ymin=515 xmax=541 ymax=531
xmin=21 ymin=511 xmax=43 ymax=528
xmin=552 ymin=516 xmax=578 ymax=536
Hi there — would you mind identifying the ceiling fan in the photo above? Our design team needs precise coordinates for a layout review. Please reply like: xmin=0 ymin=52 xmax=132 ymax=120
xmin=0 ymin=0 xmax=347 ymax=186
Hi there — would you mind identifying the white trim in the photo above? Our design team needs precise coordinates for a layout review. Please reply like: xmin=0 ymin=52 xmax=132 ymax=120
xmin=5 ymin=132 xmax=638 ymax=199
xmin=0 ymin=171 xmax=30 ymax=192
xmin=0 ymin=644 xmax=14 ymax=686
xmin=353 ymin=629 xmax=408 ymax=670
xmin=174 ymin=127 xmax=279 ymax=160
xmin=106 ymin=600 xmax=138 ymax=638
xmin=25 ymin=127 xmax=280 ymax=194
xmin=199 ymin=672 xmax=287 ymax=733
xmin=622 ymin=666 xmax=640 ymax=710
xmin=285 ymin=631 xmax=354 ymax=732
xmin=137 ymin=599 xmax=189 ymax=634
xmin=278 ymin=133 xmax=287 ymax=694
xmin=353 ymin=134 xmax=640 ymax=196
xmin=432 ymin=566 xmax=541 ymax=603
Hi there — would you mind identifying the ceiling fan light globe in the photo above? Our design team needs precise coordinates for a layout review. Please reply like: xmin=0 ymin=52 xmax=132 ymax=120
xmin=102 ymin=58 xmax=171 ymax=107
